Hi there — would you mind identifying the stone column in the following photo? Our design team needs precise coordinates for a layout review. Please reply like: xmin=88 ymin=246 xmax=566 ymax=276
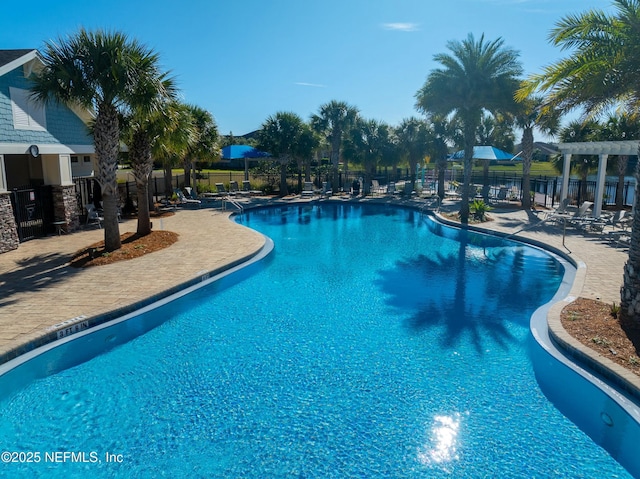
xmin=0 ymin=192 xmax=19 ymax=253
xmin=52 ymin=184 xmax=80 ymax=233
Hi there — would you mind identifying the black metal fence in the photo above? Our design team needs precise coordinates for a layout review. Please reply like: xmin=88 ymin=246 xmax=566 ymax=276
xmin=72 ymin=169 xmax=636 ymax=216
xmin=11 ymin=185 xmax=53 ymax=241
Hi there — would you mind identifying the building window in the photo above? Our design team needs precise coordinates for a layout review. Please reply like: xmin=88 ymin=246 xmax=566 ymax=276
xmin=10 ymin=87 xmax=47 ymax=131
xmin=71 ymin=156 xmax=79 ymax=163
xmin=83 ymin=156 xmax=91 ymax=163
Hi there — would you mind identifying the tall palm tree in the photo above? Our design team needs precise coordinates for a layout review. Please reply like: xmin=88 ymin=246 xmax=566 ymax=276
xmin=513 ymin=94 xmax=559 ymax=209
xmin=476 ymin=113 xmax=516 ymax=201
xmin=295 ymin=124 xmax=319 ymax=189
xmin=257 ymin=112 xmax=307 ymax=197
xmin=31 ymin=28 xmax=169 ymax=251
xmin=154 ymin=103 xmax=197 ymax=199
xmin=519 ymin=0 xmax=640 ymax=321
xmin=416 ymin=33 xmax=522 ymax=223
xmin=344 ymin=118 xmax=391 ymax=195
xmin=311 ymin=100 xmax=359 ymax=193
xmin=395 ymin=118 xmax=429 ymax=197
xmin=182 ymin=105 xmax=219 ymax=190
xmin=124 ymin=100 xmax=190 ymax=237
xmin=426 ymin=115 xmax=451 ymax=201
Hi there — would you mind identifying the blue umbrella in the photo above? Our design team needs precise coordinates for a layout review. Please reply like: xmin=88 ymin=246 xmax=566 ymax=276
xmin=221 ymin=145 xmax=271 ymax=180
xmin=450 ymin=146 xmax=522 ymax=161
xmin=221 ymin=145 xmax=270 ymax=160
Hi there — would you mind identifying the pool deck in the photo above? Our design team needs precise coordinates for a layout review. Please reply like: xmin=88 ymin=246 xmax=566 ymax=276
xmin=0 ymin=194 xmax=638 ymax=396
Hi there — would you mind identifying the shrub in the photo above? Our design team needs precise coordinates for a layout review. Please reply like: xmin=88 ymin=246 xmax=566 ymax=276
xmin=470 ymin=199 xmax=493 ymax=221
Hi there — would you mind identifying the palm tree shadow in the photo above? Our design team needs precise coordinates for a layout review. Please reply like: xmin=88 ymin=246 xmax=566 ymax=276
xmin=375 ymin=232 xmax=560 ymax=354
xmin=0 ymin=252 xmax=81 ymax=302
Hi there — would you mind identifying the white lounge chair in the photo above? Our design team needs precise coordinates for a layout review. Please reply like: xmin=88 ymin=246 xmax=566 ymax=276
xmin=301 ymin=181 xmax=315 ymax=197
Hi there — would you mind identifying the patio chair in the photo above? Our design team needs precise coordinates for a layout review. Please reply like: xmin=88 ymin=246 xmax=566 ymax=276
xmin=543 ymin=198 xmax=571 ymax=224
xmin=229 ymin=181 xmax=240 ymax=196
xmin=585 ymin=209 xmax=627 ymax=233
xmin=214 ymin=183 xmax=228 ymax=196
xmin=568 ymin=201 xmax=594 ymax=227
xmin=370 ymin=179 xmax=386 ymax=195
xmin=387 ymin=182 xmax=400 ymax=196
xmin=301 ymin=181 xmax=315 ymax=198
xmin=242 ymin=180 xmax=262 ymax=196
xmin=322 ymin=181 xmax=332 ymax=197
xmin=85 ymin=204 xmax=103 ymax=228
xmin=174 ymin=188 xmax=201 ymax=207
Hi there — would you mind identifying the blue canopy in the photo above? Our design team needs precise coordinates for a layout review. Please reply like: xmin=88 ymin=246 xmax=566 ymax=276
xmin=221 ymin=145 xmax=270 ymax=160
xmin=450 ymin=146 xmax=522 ymax=161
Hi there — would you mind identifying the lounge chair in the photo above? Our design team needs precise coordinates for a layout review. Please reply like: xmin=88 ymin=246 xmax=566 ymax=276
xmin=591 ymin=210 xmax=629 ymax=234
xmin=242 ymin=180 xmax=262 ymax=196
xmin=174 ymin=188 xmax=201 ymax=207
xmin=301 ymin=181 xmax=315 ymax=197
xmin=568 ymin=201 xmax=594 ymax=227
xmin=214 ymin=183 xmax=228 ymax=196
xmin=322 ymin=181 xmax=332 ymax=197
xmin=229 ymin=181 xmax=240 ymax=196
xmin=543 ymin=198 xmax=571 ymax=223
xmin=184 ymin=186 xmax=199 ymax=200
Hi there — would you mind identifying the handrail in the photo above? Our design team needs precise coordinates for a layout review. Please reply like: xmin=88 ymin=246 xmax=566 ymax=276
xmin=223 ymin=196 xmax=244 ymax=213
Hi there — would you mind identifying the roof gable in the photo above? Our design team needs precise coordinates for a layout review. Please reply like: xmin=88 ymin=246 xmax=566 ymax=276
xmin=0 ymin=49 xmax=38 ymax=77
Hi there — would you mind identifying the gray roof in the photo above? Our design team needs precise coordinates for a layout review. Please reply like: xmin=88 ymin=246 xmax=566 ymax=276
xmin=0 ymin=49 xmax=36 ymax=68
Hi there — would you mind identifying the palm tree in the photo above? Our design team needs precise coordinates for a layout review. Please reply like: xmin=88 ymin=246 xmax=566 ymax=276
xmin=183 ymin=105 xmax=219 ymax=190
xmin=311 ymin=100 xmax=359 ymax=193
xmin=476 ymin=113 xmax=516 ymax=201
xmin=124 ymin=100 xmax=191 ymax=237
xmin=295 ymin=124 xmax=319 ymax=190
xmin=31 ymin=28 xmax=170 ymax=251
xmin=344 ymin=118 xmax=391 ymax=195
xmin=519 ymin=0 xmax=640 ymax=321
xmin=416 ymin=33 xmax=522 ymax=223
xmin=395 ymin=118 xmax=429 ymax=197
xmin=513 ymin=94 xmax=559 ymax=209
xmin=256 ymin=112 xmax=307 ymax=197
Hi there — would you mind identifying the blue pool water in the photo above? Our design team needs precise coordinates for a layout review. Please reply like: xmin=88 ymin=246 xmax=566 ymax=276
xmin=0 ymin=203 xmax=635 ymax=478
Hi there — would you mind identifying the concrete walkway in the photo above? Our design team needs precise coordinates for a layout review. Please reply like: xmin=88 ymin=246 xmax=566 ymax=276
xmin=0 ymin=196 xmax=636 ymax=393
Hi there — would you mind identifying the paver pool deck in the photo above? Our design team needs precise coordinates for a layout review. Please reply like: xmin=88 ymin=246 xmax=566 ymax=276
xmin=0 ymin=195 xmax=637 ymax=393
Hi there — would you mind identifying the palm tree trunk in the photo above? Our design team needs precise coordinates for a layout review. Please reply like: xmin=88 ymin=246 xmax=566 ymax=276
xmin=521 ymin=126 xmax=533 ymax=209
xmin=279 ymin=159 xmax=289 ymax=197
xmin=94 ymin=102 xmax=121 ymax=251
xmin=331 ymin=135 xmax=341 ymax=192
xmin=482 ymin=159 xmax=490 ymax=202
xmin=620 ymin=153 xmax=640 ymax=322
xmin=437 ymin=157 xmax=447 ymax=201
xmin=137 ymin=181 xmax=152 ymax=236
xmin=460 ymin=120 xmax=476 ymax=224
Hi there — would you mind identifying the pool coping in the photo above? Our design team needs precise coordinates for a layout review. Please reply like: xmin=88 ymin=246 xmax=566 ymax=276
xmin=0 ymin=233 xmax=270 ymax=368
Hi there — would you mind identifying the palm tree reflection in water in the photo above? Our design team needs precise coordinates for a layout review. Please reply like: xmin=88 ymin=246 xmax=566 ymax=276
xmin=375 ymin=230 xmax=559 ymax=354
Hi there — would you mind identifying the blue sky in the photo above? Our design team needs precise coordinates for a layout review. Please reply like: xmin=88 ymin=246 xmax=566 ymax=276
xmin=1 ymin=0 xmax=613 ymax=138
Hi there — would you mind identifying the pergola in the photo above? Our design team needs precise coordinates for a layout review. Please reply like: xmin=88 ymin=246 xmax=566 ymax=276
xmin=556 ymin=140 xmax=640 ymax=217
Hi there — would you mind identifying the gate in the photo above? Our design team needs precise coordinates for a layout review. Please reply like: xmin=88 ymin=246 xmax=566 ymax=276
xmin=11 ymin=185 xmax=54 ymax=242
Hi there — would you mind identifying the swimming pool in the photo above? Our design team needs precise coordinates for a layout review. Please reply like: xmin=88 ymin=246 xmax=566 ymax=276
xmin=0 ymin=203 xmax=636 ymax=478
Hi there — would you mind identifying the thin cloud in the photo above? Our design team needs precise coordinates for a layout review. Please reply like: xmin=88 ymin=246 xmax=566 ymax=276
xmin=294 ymin=82 xmax=327 ymax=88
xmin=382 ymin=22 xmax=419 ymax=32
